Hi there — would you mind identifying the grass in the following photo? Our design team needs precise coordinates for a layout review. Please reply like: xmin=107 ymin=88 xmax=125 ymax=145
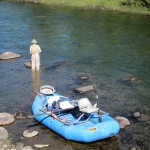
xmin=40 ymin=0 xmax=150 ymax=15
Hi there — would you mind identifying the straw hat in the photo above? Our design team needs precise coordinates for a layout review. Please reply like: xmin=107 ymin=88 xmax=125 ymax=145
xmin=31 ymin=39 xmax=37 ymax=44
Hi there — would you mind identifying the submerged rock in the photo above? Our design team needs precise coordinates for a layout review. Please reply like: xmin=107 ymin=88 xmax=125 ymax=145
xmin=74 ymin=85 xmax=94 ymax=93
xmin=13 ymin=111 xmax=28 ymax=119
xmin=0 ymin=51 xmax=21 ymax=60
xmin=137 ymin=114 xmax=150 ymax=122
xmin=117 ymin=76 xmax=142 ymax=86
xmin=24 ymin=61 xmax=31 ymax=68
xmin=0 ymin=112 xmax=15 ymax=125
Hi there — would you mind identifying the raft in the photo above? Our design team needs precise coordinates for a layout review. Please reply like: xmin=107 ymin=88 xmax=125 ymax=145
xmin=32 ymin=85 xmax=120 ymax=143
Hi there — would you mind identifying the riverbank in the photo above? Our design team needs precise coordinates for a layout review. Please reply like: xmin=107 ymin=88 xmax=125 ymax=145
xmin=8 ymin=0 xmax=149 ymax=15
xmin=44 ymin=0 xmax=150 ymax=14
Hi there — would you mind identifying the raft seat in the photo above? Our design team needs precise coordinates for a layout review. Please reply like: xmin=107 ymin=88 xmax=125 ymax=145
xmin=78 ymin=98 xmax=99 ymax=114
xmin=59 ymin=101 xmax=74 ymax=110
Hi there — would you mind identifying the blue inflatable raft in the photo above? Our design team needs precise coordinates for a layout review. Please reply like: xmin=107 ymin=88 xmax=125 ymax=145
xmin=32 ymin=85 xmax=120 ymax=143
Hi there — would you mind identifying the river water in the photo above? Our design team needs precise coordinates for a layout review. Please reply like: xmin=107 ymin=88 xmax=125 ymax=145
xmin=0 ymin=1 xmax=150 ymax=150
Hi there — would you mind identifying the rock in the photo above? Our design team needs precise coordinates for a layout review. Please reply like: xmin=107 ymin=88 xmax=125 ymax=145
xmin=134 ymin=112 xmax=141 ymax=118
xmin=0 ymin=127 xmax=8 ymax=147
xmin=137 ymin=114 xmax=150 ymax=122
xmin=74 ymin=85 xmax=94 ymax=93
xmin=16 ymin=142 xmax=24 ymax=150
xmin=115 ymin=116 xmax=130 ymax=128
xmin=13 ymin=111 xmax=28 ymax=119
xmin=23 ymin=130 xmax=38 ymax=138
xmin=118 ymin=76 xmax=142 ymax=86
xmin=80 ymin=76 xmax=89 ymax=80
xmin=22 ymin=146 xmax=33 ymax=150
xmin=1 ymin=143 xmax=16 ymax=150
xmin=0 ymin=51 xmax=21 ymax=60
xmin=0 ymin=112 xmax=15 ymax=125
xmin=24 ymin=61 xmax=31 ymax=68
xmin=34 ymin=144 xmax=49 ymax=148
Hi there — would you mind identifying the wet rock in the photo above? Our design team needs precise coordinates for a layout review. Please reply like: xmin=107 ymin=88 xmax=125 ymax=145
xmin=137 ymin=114 xmax=150 ymax=122
xmin=24 ymin=61 xmax=31 ymax=68
xmin=80 ymin=76 xmax=89 ymax=80
xmin=0 ymin=112 xmax=15 ymax=125
xmin=34 ymin=144 xmax=49 ymax=148
xmin=23 ymin=130 xmax=38 ymax=138
xmin=0 ymin=127 xmax=8 ymax=147
xmin=117 ymin=76 xmax=142 ymax=86
xmin=115 ymin=116 xmax=130 ymax=128
xmin=16 ymin=142 xmax=24 ymax=150
xmin=13 ymin=111 xmax=28 ymax=119
xmin=22 ymin=146 xmax=33 ymax=150
xmin=74 ymin=85 xmax=94 ymax=93
xmin=0 ymin=51 xmax=21 ymax=60
xmin=133 ymin=112 xmax=141 ymax=118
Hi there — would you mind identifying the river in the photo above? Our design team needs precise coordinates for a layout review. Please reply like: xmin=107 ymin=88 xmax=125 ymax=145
xmin=0 ymin=1 xmax=150 ymax=150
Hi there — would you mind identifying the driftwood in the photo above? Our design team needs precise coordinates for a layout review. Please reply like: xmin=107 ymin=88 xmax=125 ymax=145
xmin=74 ymin=85 xmax=94 ymax=93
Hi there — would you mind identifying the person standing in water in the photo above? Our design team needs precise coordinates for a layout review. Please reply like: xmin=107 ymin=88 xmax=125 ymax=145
xmin=30 ymin=39 xmax=42 ymax=71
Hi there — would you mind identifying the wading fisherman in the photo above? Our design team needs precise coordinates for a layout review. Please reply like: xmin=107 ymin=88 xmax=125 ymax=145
xmin=30 ymin=39 xmax=42 ymax=71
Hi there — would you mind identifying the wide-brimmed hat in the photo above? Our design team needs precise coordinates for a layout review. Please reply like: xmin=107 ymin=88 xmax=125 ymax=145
xmin=31 ymin=39 xmax=37 ymax=44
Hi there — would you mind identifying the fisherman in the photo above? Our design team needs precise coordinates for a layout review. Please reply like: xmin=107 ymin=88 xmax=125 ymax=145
xmin=30 ymin=39 xmax=42 ymax=71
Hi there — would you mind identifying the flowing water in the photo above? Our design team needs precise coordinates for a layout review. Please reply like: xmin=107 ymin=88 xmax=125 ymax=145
xmin=0 ymin=1 xmax=150 ymax=150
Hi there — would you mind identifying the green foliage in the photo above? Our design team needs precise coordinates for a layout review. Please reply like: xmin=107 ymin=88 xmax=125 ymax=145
xmin=121 ymin=0 xmax=150 ymax=8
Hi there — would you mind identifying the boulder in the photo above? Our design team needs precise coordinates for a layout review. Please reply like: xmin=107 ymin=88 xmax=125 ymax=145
xmin=0 ymin=127 xmax=8 ymax=147
xmin=23 ymin=130 xmax=38 ymax=138
xmin=0 ymin=112 xmax=15 ymax=125
xmin=0 ymin=51 xmax=21 ymax=60
xmin=24 ymin=61 xmax=31 ymax=68
xmin=115 ymin=116 xmax=130 ymax=128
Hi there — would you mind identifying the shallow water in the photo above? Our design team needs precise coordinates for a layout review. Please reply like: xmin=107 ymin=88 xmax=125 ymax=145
xmin=0 ymin=1 xmax=150 ymax=150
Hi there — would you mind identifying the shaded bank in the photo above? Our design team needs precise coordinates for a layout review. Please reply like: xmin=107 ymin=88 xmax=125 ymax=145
xmin=3 ymin=0 xmax=150 ymax=15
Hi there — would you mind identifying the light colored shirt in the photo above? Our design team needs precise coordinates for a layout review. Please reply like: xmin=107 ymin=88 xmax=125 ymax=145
xmin=30 ymin=44 xmax=41 ymax=55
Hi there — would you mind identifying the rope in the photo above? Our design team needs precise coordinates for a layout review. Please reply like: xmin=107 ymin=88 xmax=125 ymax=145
xmin=20 ymin=91 xmax=37 ymax=111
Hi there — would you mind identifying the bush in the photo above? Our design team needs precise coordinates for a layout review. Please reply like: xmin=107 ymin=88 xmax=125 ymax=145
xmin=121 ymin=0 xmax=150 ymax=8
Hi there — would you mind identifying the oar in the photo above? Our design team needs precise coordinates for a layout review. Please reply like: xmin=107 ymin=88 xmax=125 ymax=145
xmin=27 ymin=113 xmax=46 ymax=119
xmin=27 ymin=107 xmax=74 ymax=119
